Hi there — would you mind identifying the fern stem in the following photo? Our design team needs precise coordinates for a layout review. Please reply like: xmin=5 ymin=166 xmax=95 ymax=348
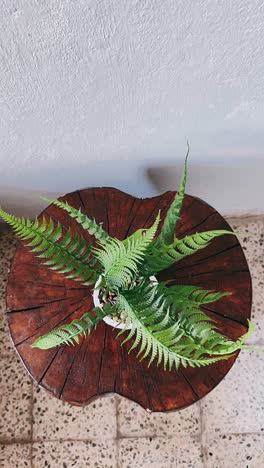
xmin=156 ymin=142 xmax=189 ymax=246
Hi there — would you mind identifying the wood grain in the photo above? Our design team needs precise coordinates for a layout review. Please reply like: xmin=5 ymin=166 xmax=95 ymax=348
xmin=6 ymin=188 xmax=252 ymax=412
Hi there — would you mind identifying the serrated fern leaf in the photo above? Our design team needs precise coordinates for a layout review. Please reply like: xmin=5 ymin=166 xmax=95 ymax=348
xmin=31 ymin=307 xmax=106 ymax=349
xmin=141 ymin=229 xmax=239 ymax=274
xmin=214 ymin=319 xmax=257 ymax=355
xmin=113 ymin=280 xmax=255 ymax=369
xmin=42 ymin=198 xmax=111 ymax=243
xmin=156 ymin=143 xmax=189 ymax=246
xmin=158 ymin=281 xmax=255 ymax=356
xmin=171 ymin=303 xmax=255 ymax=356
xmin=114 ymin=281 xmax=233 ymax=370
xmin=93 ymin=212 xmax=161 ymax=289
xmin=0 ymin=208 xmax=98 ymax=285
xmin=158 ymin=283 xmax=231 ymax=313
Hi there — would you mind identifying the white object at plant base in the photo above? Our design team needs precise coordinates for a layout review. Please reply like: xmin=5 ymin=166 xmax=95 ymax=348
xmin=93 ymin=276 xmax=158 ymax=330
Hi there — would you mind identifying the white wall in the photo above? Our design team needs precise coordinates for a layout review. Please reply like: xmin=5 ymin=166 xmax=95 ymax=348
xmin=0 ymin=0 xmax=263 ymax=217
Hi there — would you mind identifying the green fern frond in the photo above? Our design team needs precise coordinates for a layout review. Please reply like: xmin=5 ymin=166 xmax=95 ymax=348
xmin=41 ymin=198 xmax=111 ymax=243
xmin=31 ymin=307 xmax=106 ymax=349
xmin=174 ymin=307 xmax=250 ymax=356
xmin=112 ymin=280 xmax=255 ymax=370
xmin=157 ymin=282 xmax=255 ymax=356
xmin=116 ymin=297 xmax=224 ymax=370
xmin=93 ymin=212 xmax=161 ymax=289
xmin=0 ymin=208 xmax=98 ymax=285
xmin=113 ymin=281 xmax=233 ymax=370
xmin=214 ymin=319 xmax=257 ymax=355
xmin=238 ymin=330 xmax=264 ymax=353
xmin=141 ymin=229 xmax=240 ymax=274
xmin=156 ymin=142 xmax=189 ymax=246
xmin=158 ymin=283 xmax=231 ymax=313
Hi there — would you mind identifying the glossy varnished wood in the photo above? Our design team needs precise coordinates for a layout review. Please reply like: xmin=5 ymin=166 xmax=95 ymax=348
xmin=6 ymin=188 xmax=252 ymax=411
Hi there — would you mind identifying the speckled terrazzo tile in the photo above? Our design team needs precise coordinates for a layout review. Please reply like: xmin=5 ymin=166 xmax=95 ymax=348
xmin=32 ymin=384 xmax=117 ymax=440
xmin=227 ymin=216 xmax=264 ymax=265
xmin=0 ymin=227 xmax=17 ymax=299
xmin=117 ymin=396 xmax=200 ymax=438
xmin=227 ymin=217 xmax=264 ymax=344
xmin=0 ymin=228 xmax=17 ymax=357
xmin=0 ymin=443 xmax=31 ymax=468
xmin=201 ymin=349 xmax=264 ymax=434
xmin=32 ymin=440 xmax=117 ymax=468
xmin=0 ymin=296 xmax=14 ymax=358
xmin=176 ymin=436 xmax=204 ymax=468
xmin=249 ymin=262 xmax=264 ymax=344
xmin=118 ymin=435 xmax=203 ymax=468
xmin=204 ymin=433 xmax=264 ymax=468
xmin=0 ymin=351 xmax=32 ymax=443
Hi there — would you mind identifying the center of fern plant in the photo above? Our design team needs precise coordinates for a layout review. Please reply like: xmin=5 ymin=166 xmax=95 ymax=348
xmin=0 ymin=145 xmax=261 ymax=371
xmin=98 ymin=285 xmax=128 ymax=326
xmin=95 ymin=275 xmax=157 ymax=327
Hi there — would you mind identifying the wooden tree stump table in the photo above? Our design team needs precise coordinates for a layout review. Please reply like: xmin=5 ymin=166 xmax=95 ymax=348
xmin=6 ymin=188 xmax=252 ymax=412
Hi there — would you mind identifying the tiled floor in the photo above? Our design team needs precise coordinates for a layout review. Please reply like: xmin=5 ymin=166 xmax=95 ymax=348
xmin=0 ymin=216 xmax=263 ymax=468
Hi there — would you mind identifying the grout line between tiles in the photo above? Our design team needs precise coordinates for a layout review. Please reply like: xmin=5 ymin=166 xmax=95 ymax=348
xmin=0 ymin=440 xmax=32 ymax=446
xmin=116 ymin=396 xmax=121 ymax=468
xmin=199 ymin=401 xmax=208 ymax=468
xmin=0 ymin=433 xmax=205 ymax=445
xmin=115 ymin=439 xmax=120 ymax=468
xmin=245 ymin=340 xmax=264 ymax=346
xmin=1 ymin=431 xmax=264 ymax=448
xmin=29 ymin=380 xmax=34 ymax=468
xmin=1 ymin=437 xmax=119 ymax=446
xmin=116 ymin=396 xmax=120 ymax=439
xmin=226 ymin=214 xmax=264 ymax=221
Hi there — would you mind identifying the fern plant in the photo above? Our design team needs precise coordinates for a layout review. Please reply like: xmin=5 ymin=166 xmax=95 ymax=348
xmin=0 ymin=149 xmax=260 ymax=371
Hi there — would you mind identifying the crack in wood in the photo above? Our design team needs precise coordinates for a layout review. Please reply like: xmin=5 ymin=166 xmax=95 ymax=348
xmin=7 ymin=294 xmax=89 ymax=314
xmin=171 ymin=268 xmax=249 ymax=280
xmin=201 ymin=305 xmax=248 ymax=328
xmin=190 ymin=268 xmax=248 ymax=277
xmin=191 ymin=242 xmax=240 ymax=265
xmin=7 ymin=305 xmax=44 ymax=314
xmin=14 ymin=297 xmax=90 ymax=345
xmin=139 ymin=363 xmax=154 ymax=412
xmin=142 ymin=195 xmax=174 ymax=231
xmin=122 ymin=198 xmax=139 ymax=239
xmin=175 ymin=197 xmax=197 ymax=231
xmin=77 ymin=190 xmax=86 ymax=211
xmin=97 ymin=325 xmax=107 ymax=393
xmin=179 ymin=369 xmax=200 ymax=399
xmin=177 ymin=210 xmax=217 ymax=237
xmin=80 ymin=338 xmax=91 ymax=388
xmin=105 ymin=190 xmax=110 ymax=234
xmin=10 ymin=280 xmax=89 ymax=292
xmin=116 ymin=341 xmax=125 ymax=395
xmin=59 ymin=339 xmax=86 ymax=399
xmin=166 ymin=242 xmax=242 ymax=276
xmin=113 ymin=375 xmax=117 ymax=394
xmin=38 ymin=347 xmax=62 ymax=384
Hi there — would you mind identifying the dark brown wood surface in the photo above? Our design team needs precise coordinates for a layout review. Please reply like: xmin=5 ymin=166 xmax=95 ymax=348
xmin=6 ymin=188 xmax=252 ymax=412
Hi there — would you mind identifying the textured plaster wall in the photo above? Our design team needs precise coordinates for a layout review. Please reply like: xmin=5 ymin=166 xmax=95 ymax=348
xmin=0 ymin=0 xmax=263 ymax=216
